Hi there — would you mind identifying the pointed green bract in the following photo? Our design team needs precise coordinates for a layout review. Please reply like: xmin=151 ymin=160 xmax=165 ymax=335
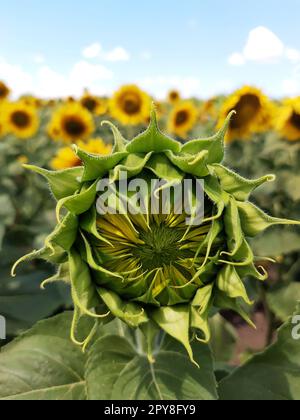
xmin=15 ymin=110 xmax=299 ymax=365
xmin=24 ymin=165 xmax=83 ymax=200
xmin=126 ymin=108 xmax=181 ymax=154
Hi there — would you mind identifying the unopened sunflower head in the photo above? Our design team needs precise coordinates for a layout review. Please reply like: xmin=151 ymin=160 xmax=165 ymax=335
xmin=13 ymin=107 xmax=300 ymax=364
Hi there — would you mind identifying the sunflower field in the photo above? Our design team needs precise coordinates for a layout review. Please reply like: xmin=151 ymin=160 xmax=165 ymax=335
xmin=0 ymin=80 xmax=300 ymax=401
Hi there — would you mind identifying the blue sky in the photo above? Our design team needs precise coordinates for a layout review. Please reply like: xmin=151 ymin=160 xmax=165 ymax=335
xmin=1 ymin=0 xmax=300 ymax=98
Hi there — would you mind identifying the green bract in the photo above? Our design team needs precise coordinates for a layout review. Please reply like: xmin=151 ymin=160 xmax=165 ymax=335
xmin=12 ymin=109 xmax=300 ymax=365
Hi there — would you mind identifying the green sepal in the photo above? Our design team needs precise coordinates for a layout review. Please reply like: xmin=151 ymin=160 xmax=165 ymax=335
xmin=11 ymin=245 xmax=67 ymax=277
xmin=126 ymin=108 xmax=181 ymax=154
xmin=190 ymin=284 xmax=214 ymax=343
xmin=165 ymin=150 xmax=210 ymax=177
xmin=223 ymin=197 xmax=244 ymax=257
xmin=57 ymin=181 xmax=98 ymax=216
xmin=41 ymin=262 xmax=70 ymax=289
xmin=237 ymin=201 xmax=300 ymax=237
xmin=101 ymin=120 xmax=128 ymax=152
xmin=97 ymin=287 xmax=149 ymax=328
xmin=46 ymin=212 xmax=78 ymax=252
xmin=211 ymin=164 xmax=276 ymax=201
xmin=74 ymin=145 xmax=128 ymax=182
xmin=217 ymin=265 xmax=253 ymax=306
xmin=80 ymin=207 xmax=111 ymax=245
xmin=109 ymin=152 xmax=153 ymax=182
xmin=23 ymin=165 xmax=83 ymax=201
xmin=181 ymin=111 xmax=235 ymax=165
xmin=69 ymin=248 xmax=102 ymax=318
xmin=151 ymin=305 xmax=198 ymax=366
xmin=146 ymin=154 xmax=184 ymax=182
xmin=214 ymin=291 xmax=256 ymax=329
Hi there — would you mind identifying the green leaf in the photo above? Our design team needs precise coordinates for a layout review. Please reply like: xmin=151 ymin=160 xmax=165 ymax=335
xmin=219 ymin=306 xmax=300 ymax=400
xmin=209 ymin=314 xmax=238 ymax=363
xmin=126 ymin=109 xmax=181 ymax=154
xmin=23 ymin=165 xmax=83 ymax=201
xmin=211 ymin=164 xmax=275 ymax=201
xmin=267 ymin=283 xmax=300 ymax=322
xmin=0 ymin=313 xmax=87 ymax=400
xmin=86 ymin=335 xmax=217 ymax=400
xmin=0 ymin=268 xmax=71 ymax=336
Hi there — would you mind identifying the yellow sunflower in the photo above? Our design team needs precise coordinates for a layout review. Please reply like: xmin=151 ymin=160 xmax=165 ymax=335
xmin=48 ymin=102 xmax=95 ymax=143
xmin=110 ymin=85 xmax=151 ymax=125
xmin=275 ymin=98 xmax=300 ymax=141
xmin=51 ymin=138 xmax=112 ymax=170
xmin=217 ymin=86 xmax=274 ymax=142
xmin=4 ymin=101 xmax=39 ymax=139
xmin=80 ymin=93 xmax=108 ymax=116
xmin=168 ymin=101 xmax=198 ymax=138
xmin=168 ymin=90 xmax=181 ymax=104
xmin=0 ymin=81 xmax=10 ymax=101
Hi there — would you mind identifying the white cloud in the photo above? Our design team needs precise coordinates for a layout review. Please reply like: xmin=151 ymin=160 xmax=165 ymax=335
xmin=244 ymin=27 xmax=284 ymax=62
xmin=282 ymin=78 xmax=300 ymax=96
xmin=0 ymin=57 xmax=33 ymax=96
xmin=228 ymin=26 xmax=300 ymax=66
xmin=33 ymin=54 xmax=46 ymax=64
xmin=0 ymin=56 xmax=114 ymax=98
xmin=82 ymin=42 xmax=102 ymax=59
xmin=285 ymin=48 xmax=300 ymax=63
xmin=103 ymin=47 xmax=130 ymax=62
xmin=82 ymin=42 xmax=130 ymax=62
xmin=228 ymin=53 xmax=245 ymax=66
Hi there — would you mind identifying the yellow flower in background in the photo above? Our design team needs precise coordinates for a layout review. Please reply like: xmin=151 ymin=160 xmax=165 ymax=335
xmin=17 ymin=155 xmax=29 ymax=165
xmin=51 ymin=138 xmax=112 ymax=170
xmin=276 ymin=97 xmax=300 ymax=141
xmin=48 ymin=102 xmax=95 ymax=143
xmin=4 ymin=101 xmax=39 ymax=139
xmin=110 ymin=85 xmax=151 ymax=125
xmin=0 ymin=102 xmax=7 ymax=138
xmin=80 ymin=93 xmax=108 ymax=116
xmin=168 ymin=101 xmax=198 ymax=138
xmin=0 ymin=81 xmax=10 ymax=101
xmin=217 ymin=86 xmax=274 ymax=142
xmin=168 ymin=90 xmax=181 ymax=104
xmin=199 ymin=98 xmax=218 ymax=123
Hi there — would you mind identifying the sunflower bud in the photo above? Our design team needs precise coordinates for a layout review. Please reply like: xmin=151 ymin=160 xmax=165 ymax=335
xmin=12 ymin=108 xmax=300 ymax=364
